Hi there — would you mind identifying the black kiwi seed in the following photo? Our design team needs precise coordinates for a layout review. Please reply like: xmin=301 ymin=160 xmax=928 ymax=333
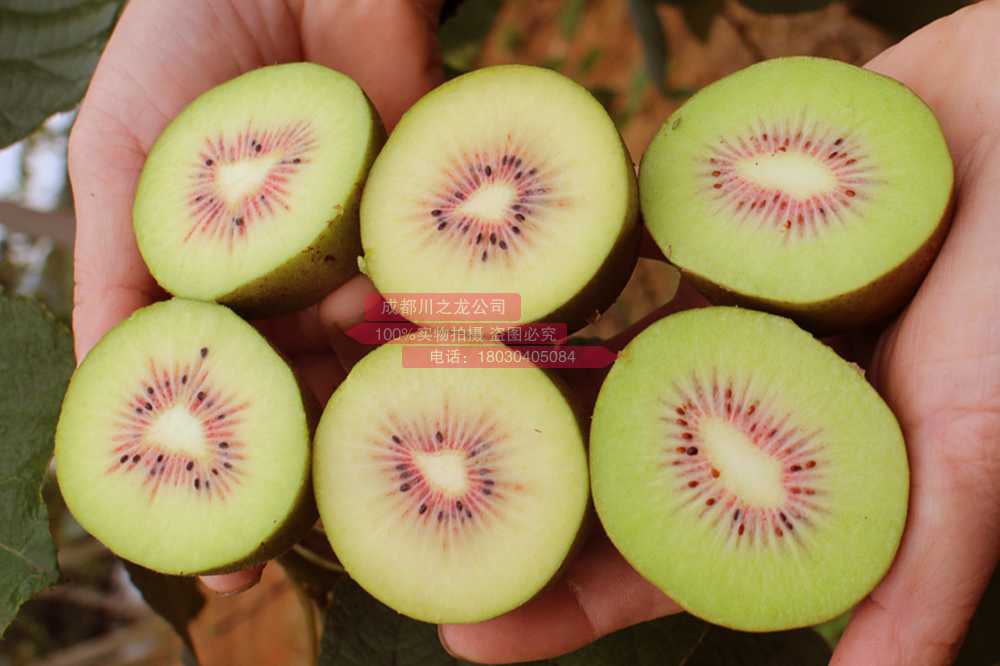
xmin=392 ymin=435 xmax=402 ymax=444
xmin=466 ymin=509 xmax=473 ymax=519
xmin=224 ymin=462 xmax=232 ymax=469
xmin=132 ymin=455 xmax=141 ymax=463
xmin=481 ymin=251 xmax=488 ymax=262
xmin=146 ymin=387 xmax=154 ymax=395
xmin=431 ymin=209 xmax=442 ymax=216
xmin=254 ymin=143 xmax=262 ymax=152
xmin=200 ymin=347 xmax=208 ymax=357
xmin=400 ymin=483 xmax=411 ymax=492
xmin=292 ymin=158 xmax=301 ymax=164
xmin=438 ymin=511 xmax=444 ymax=521
xmin=120 ymin=455 xmax=128 ymax=463
xmin=144 ymin=402 xmax=153 ymax=410
xmin=419 ymin=504 xmax=427 ymax=514
xmin=484 ymin=479 xmax=495 ymax=485
xmin=196 ymin=391 xmax=206 ymax=401
xmin=456 ymin=500 xmax=463 ymax=511
xmin=512 ymin=204 xmax=522 ymax=211
xmin=512 ymin=226 xmax=521 ymax=234
xmin=212 ymin=468 xmax=219 ymax=475
xmin=529 ymin=168 xmax=537 ymax=175
xmin=515 ymin=172 xmax=522 ymax=180
xmin=476 ymin=233 xmax=483 ymax=244
xmin=489 ymin=233 xmax=497 ymax=245
xmin=181 ymin=375 xmax=188 ymax=384
xmin=437 ymin=222 xmax=447 ymax=231
xmin=217 ymin=414 xmax=225 ymax=420
xmin=205 ymin=159 xmax=213 ymax=166
xmin=156 ymin=454 xmax=164 ymax=462
xmin=135 ymin=407 xmax=142 ymax=414
xmin=515 ymin=213 xmax=525 ymax=222
xmin=515 ymin=158 xmax=522 ymax=167
xmin=186 ymin=461 xmax=194 ymax=471
xmin=499 ymin=241 xmax=508 ymax=250
xmin=395 ymin=463 xmax=406 ymax=470
xmin=435 ymin=431 xmax=444 ymax=443
xmin=194 ymin=479 xmax=201 ymax=489
xmin=483 ymin=488 xmax=492 ymax=495
xmin=219 ymin=441 xmax=229 ymax=449
xmin=485 ymin=166 xmax=492 ymax=176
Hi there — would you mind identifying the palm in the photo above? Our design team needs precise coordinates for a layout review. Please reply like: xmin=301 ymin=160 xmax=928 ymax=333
xmin=72 ymin=1 xmax=1000 ymax=663
xmin=443 ymin=3 xmax=1000 ymax=664
xmin=69 ymin=0 xmax=443 ymax=591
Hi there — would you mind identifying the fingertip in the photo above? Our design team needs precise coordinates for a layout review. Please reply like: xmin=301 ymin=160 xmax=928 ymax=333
xmin=200 ymin=563 xmax=265 ymax=596
xmin=437 ymin=537 xmax=682 ymax=663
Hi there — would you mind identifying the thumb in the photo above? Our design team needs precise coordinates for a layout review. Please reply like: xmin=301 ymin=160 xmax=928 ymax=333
xmin=291 ymin=0 xmax=446 ymax=129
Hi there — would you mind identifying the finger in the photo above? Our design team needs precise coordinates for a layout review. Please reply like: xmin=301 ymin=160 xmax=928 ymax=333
xmin=290 ymin=0 xmax=445 ymax=128
xmin=317 ymin=274 xmax=381 ymax=370
xmin=830 ymin=431 xmax=1000 ymax=666
xmin=289 ymin=352 xmax=348 ymax=406
xmin=864 ymin=1 xmax=1000 ymax=167
xmin=200 ymin=563 xmax=266 ymax=595
xmin=439 ymin=535 xmax=681 ymax=663
xmin=69 ymin=0 xmax=301 ymax=360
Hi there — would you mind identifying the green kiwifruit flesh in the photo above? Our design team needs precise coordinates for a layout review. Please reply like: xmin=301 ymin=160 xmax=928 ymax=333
xmin=55 ymin=299 xmax=315 ymax=575
xmin=590 ymin=306 xmax=908 ymax=631
xmin=640 ymin=57 xmax=953 ymax=332
xmin=133 ymin=63 xmax=384 ymax=318
xmin=360 ymin=64 xmax=638 ymax=332
xmin=313 ymin=342 xmax=589 ymax=623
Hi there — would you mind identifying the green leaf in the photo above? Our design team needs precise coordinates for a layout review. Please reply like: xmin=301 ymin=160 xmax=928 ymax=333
xmin=628 ymin=0 xmax=669 ymax=94
xmin=0 ymin=0 xmax=124 ymax=148
xmin=680 ymin=0 xmax=724 ymax=41
xmin=0 ymin=292 xmax=73 ymax=636
xmin=319 ymin=579 xmax=830 ymax=666
xmin=124 ymin=562 xmax=205 ymax=665
xmin=438 ymin=0 xmax=503 ymax=74
xmin=739 ymin=0 xmax=831 ymax=13
xmin=853 ymin=0 xmax=971 ymax=37
xmin=559 ymin=0 xmax=587 ymax=39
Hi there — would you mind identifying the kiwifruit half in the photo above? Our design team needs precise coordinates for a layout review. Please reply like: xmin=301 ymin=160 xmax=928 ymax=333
xmin=590 ymin=306 xmax=908 ymax=631
xmin=313 ymin=342 xmax=589 ymax=623
xmin=55 ymin=299 xmax=315 ymax=575
xmin=133 ymin=63 xmax=384 ymax=318
xmin=360 ymin=65 xmax=638 ymax=332
xmin=640 ymin=57 xmax=953 ymax=333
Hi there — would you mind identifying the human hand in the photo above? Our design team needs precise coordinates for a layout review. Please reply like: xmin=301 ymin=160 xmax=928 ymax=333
xmin=440 ymin=2 xmax=1000 ymax=663
xmin=68 ymin=0 xmax=445 ymax=594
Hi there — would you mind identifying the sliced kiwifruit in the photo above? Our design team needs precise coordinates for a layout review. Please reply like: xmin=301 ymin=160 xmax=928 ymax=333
xmin=360 ymin=65 xmax=638 ymax=332
xmin=590 ymin=306 xmax=908 ymax=631
xmin=55 ymin=299 xmax=315 ymax=575
xmin=133 ymin=63 xmax=384 ymax=318
xmin=313 ymin=342 xmax=589 ymax=623
xmin=640 ymin=57 xmax=953 ymax=332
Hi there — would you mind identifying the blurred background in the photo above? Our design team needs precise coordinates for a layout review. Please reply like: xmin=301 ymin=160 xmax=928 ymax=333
xmin=2 ymin=1 xmax=996 ymax=665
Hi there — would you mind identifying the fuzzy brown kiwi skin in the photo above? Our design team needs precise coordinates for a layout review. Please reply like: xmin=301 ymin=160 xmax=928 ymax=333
xmin=218 ymin=104 xmax=387 ymax=320
xmin=677 ymin=189 xmax=954 ymax=336
xmin=545 ymin=150 xmax=640 ymax=333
